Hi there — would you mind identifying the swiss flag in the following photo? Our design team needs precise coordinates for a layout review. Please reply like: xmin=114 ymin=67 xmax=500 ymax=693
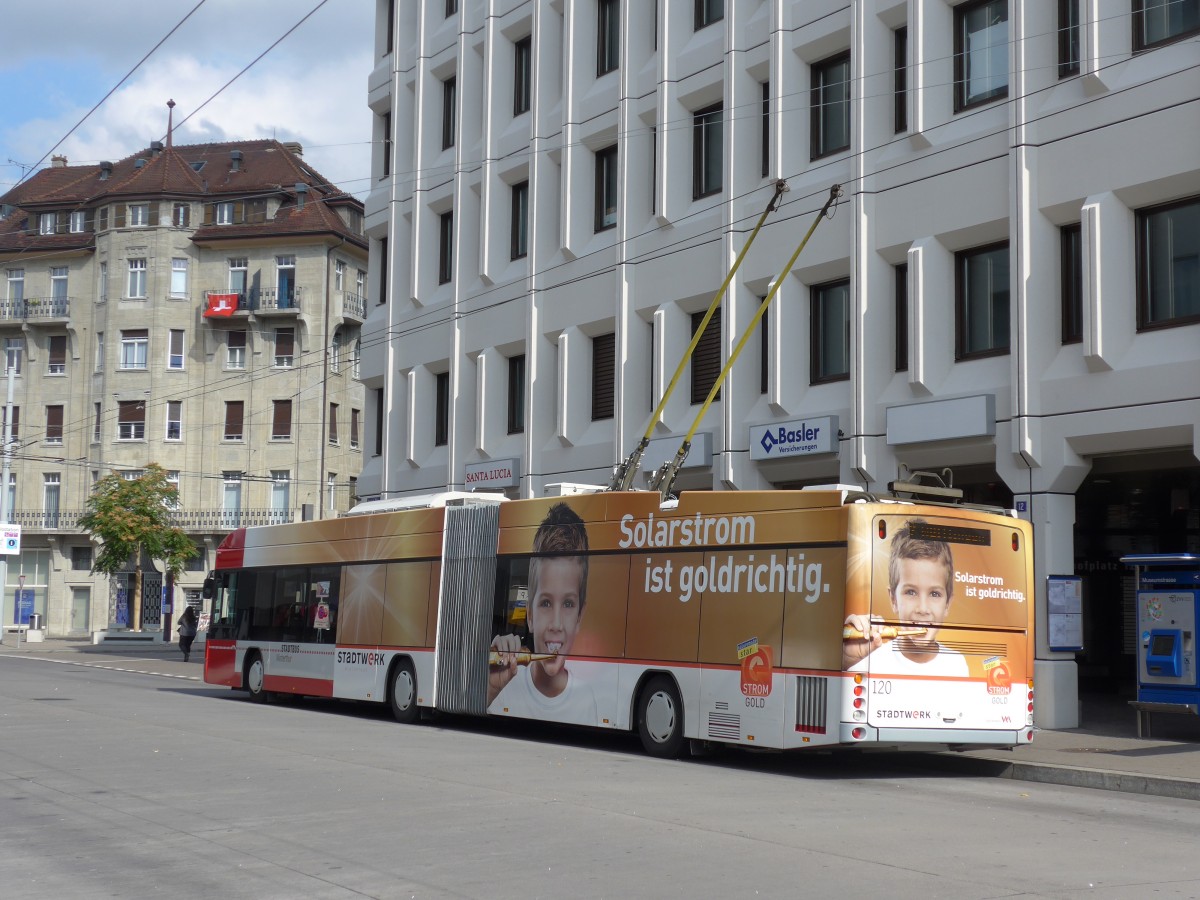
xmin=204 ymin=293 xmax=239 ymax=317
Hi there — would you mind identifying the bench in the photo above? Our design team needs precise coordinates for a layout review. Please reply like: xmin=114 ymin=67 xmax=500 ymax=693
xmin=1130 ymin=700 xmax=1200 ymax=739
xmin=2 ymin=624 xmax=29 ymax=635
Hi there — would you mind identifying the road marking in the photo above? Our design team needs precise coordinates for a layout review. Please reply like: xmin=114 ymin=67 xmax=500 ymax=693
xmin=3 ymin=654 xmax=202 ymax=681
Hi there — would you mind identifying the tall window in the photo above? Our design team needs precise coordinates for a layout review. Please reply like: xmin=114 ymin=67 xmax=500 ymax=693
xmin=591 ymin=332 xmax=616 ymax=420
xmin=1136 ymin=197 xmax=1200 ymax=330
xmin=222 ymin=472 xmax=242 ymax=527
xmin=271 ymin=471 xmax=291 ymax=519
xmin=438 ymin=212 xmax=454 ymax=284
xmin=350 ymin=408 xmax=361 ymax=449
xmin=597 ymin=0 xmax=619 ymax=76
xmin=954 ymin=0 xmax=1009 ymax=112
xmin=335 ymin=259 xmax=345 ymax=292
xmin=5 ymin=337 xmax=23 ymax=374
xmin=508 ymin=354 xmax=526 ymax=434
xmin=690 ymin=312 xmax=721 ymax=403
xmin=6 ymin=269 xmax=23 ymax=303
xmin=2 ymin=405 xmax=18 ymax=441
xmin=1134 ymin=0 xmax=1200 ymax=50
xmin=274 ymin=328 xmax=295 ymax=367
xmin=47 ymin=335 xmax=66 ymax=375
xmin=164 ymin=472 xmax=181 ymax=510
xmin=1060 ymin=224 xmax=1083 ymax=344
xmin=811 ymin=280 xmax=851 ymax=383
xmin=50 ymin=266 xmax=69 ymax=301
xmin=595 ymin=145 xmax=618 ymax=232
xmin=374 ymin=388 xmax=385 ymax=455
xmin=272 ymin=400 xmax=293 ymax=440
xmin=811 ymin=52 xmax=851 ymax=159
xmin=167 ymin=329 xmax=185 ymax=369
xmin=327 ymin=473 xmax=338 ymax=513
xmin=1058 ymin=0 xmax=1080 ymax=77
xmin=514 ymin=36 xmax=532 ymax=116
xmin=92 ymin=402 xmax=101 ymax=442
xmin=328 ymin=402 xmax=340 ymax=445
xmin=693 ymin=104 xmax=723 ymax=199
xmin=377 ymin=237 xmax=388 ymax=304
xmin=166 ymin=400 xmax=183 ymax=441
xmin=442 ymin=77 xmax=457 ymax=150
xmin=45 ymin=405 xmax=63 ymax=445
xmin=329 ymin=330 xmax=341 ymax=375
xmin=895 ymin=263 xmax=909 ymax=371
xmin=43 ymin=474 xmax=60 ymax=528
xmin=760 ymin=82 xmax=770 ymax=177
xmin=120 ymin=329 xmax=148 ymax=369
xmin=511 ymin=180 xmax=529 ymax=259
xmin=695 ymin=0 xmax=723 ymax=30
xmin=956 ymin=242 xmax=1010 ymax=359
xmin=170 ymin=258 xmax=188 ymax=297
xmin=381 ymin=111 xmax=392 ymax=178
xmin=128 ymin=258 xmax=147 ymax=298
xmin=759 ymin=304 xmax=770 ymax=394
xmin=895 ymin=27 xmax=908 ymax=132
xmin=117 ymin=400 xmax=146 ymax=440
xmin=224 ymin=401 xmax=245 ymax=441
xmin=445 ymin=0 xmax=457 ymax=16
xmin=434 ymin=371 xmax=450 ymax=446
xmin=227 ymin=330 xmax=246 ymax=369
xmin=95 ymin=332 xmax=104 ymax=371
xmin=276 ymin=255 xmax=295 ymax=308
xmin=173 ymin=203 xmax=190 ymax=227
xmin=228 ymin=258 xmax=248 ymax=298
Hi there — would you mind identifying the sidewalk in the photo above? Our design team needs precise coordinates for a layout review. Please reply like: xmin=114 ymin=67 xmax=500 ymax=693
xmin=4 ymin=636 xmax=1197 ymax=800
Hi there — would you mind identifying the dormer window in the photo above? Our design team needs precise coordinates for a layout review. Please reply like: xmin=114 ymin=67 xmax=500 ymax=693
xmin=69 ymin=211 xmax=86 ymax=233
xmin=39 ymin=213 xmax=56 ymax=235
xmin=128 ymin=204 xmax=149 ymax=227
xmin=216 ymin=202 xmax=234 ymax=225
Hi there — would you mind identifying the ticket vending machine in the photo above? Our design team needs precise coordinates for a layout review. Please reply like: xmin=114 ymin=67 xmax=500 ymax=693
xmin=1120 ymin=554 xmax=1199 ymax=737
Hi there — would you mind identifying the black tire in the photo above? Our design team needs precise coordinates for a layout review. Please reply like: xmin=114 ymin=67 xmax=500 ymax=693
xmin=388 ymin=658 xmax=419 ymax=724
xmin=637 ymin=675 xmax=685 ymax=759
xmin=244 ymin=652 xmax=269 ymax=703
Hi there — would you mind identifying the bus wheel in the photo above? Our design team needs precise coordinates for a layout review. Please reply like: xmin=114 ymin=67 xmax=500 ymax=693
xmin=388 ymin=659 xmax=419 ymax=724
xmin=244 ymin=653 xmax=269 ymax=703
xmin=637 ymin=676 xmax=684 ymax=759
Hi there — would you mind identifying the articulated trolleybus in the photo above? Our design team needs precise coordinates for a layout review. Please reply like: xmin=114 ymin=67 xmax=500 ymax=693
xmin=204 ymin=488 xmax=1035 ymax=756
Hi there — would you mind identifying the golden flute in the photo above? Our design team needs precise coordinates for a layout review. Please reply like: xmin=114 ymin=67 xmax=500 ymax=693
xmin=842 ymin=625 xmax=928 ymax=640
xmin=488 ymin=650 xmax=558 ymax=666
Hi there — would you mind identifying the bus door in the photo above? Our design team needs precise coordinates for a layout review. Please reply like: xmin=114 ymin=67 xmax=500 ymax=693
xmin=266 ymin=566 xmax=338 ymax=697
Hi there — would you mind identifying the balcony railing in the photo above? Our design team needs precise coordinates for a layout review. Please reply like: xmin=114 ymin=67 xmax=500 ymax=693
xmin=203 ymin=288 xmax=302 ymax=315
xmin=0 ymin=296 xmax=72 ymax=323
xmin=340 ymin=291 xmax=366 ymax=321
xmin=9 ymin=507 xmax=297 ymax=532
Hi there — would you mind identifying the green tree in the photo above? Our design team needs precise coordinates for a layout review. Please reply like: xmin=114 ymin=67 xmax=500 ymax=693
xmin=78 ymin=463 xmax=195 ymax=631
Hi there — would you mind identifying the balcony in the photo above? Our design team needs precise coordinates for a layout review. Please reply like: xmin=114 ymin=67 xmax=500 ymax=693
xmin=339 ymin=291 xmax=366 ymax=322
xmin=9 ymin=507 xmax=296 ymax=533
xmin=254 ymin=287 xmax=303 ymax=315
xmin=203 ymin=288 xmax=303 ymax=318
xmin=0 ymin=296 xmax=72 ymax=325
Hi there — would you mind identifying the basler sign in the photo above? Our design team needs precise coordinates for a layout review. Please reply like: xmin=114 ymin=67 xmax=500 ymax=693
xmin=748 ymin=416 xmax=837 ymax=460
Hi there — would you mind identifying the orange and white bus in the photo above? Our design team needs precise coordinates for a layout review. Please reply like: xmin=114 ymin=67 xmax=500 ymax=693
xmin=203 ymin=488 xmax=1034 ymax=756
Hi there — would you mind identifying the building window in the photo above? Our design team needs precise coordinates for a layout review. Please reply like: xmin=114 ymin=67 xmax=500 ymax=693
xmin=117 ymin=400 xmax=146 ymax=441
xmin=1058 ymin=0 xmax=1080 ymax=77
xmin=1 ymin=405 xmax=18 ymax=442
xmin=69 ymin=210 xmax=86 ymax=234
xmin=327 ymin=474 xmax=338 ymax=514
xmin=39 ymin=213 xmax=55 ymax=235
xmin=650 ymin=126 xmax=657 ymax=215
xmin=272 ymin=399 xmax=293 ymax=440
xmin=71 ymin=546 xmax=93 ymax=571
xmin=895 ymin=27 xmax=908 ymax=132
xmin=274 ymin=328 xmax=295 ymax=368
xmin=442 ymin=77 xmax=457 ymax=150
xmin=47 ymin=335 xmax=67 ymax=375
xmin=227 ymin=330 xmax=246 ymax=370
xmin=508 ymin=353 xmax=526 ymax=434
xmin=173 ymin=203 xmax=190 ymax=227
xmin=50 ymin=266 xmax=68 ymax=301
xmin=216 ymin=202 xmax=234 ymax=225
xmin=597 ymin=0 xmax=619 ymax=76
xmin=93 ymin=402 xmax=101 ymax=442
xmin=167 ymin=329 xmax=185 ymax=370
xmin=374 ymin=388 xmax=385 ymax=456
xmin=895 ymin=263 xmax=909 ymax=371
xmin=956 ymin=242 xmax=1010 ymax=359
xmin=127 ymin=258 xmax=147 ymax=299
xmin=43 ymin=474 xmax=60 ymax=528
xmin=170 ymin=258 xmax=188 ymax=297
xmin=811 ymin=51 xmax=851 ymax=159
xmin=1136 ymin=197 xmax=1200 ymax=330
xmin=695 ymin=0 xmax=723 ymax=30
xmin=166 ymin=400 xmax=183 ymax=441
xmin=98 ymin=207 xmax=109 ymax=230
xmin=514 ymin=36 xmax=532 ymax=116
xmin=5 ymin=473 xmax=14 ymax=516
xmin=434 ymin=371 xmax=450 ymax=446
xmin=6 ymin=269 xmax=24 ymax=303
xmin=228 ymin=257 xmax=248 ymax=299
xmin=119 ymin=329 xmax=148 ymax=369
xmin=591 ymin=332 xmax=616 ymax=420
xmin=438 ymin=212 xmax=454 ymax=284
xmin=350 ymin=408 xmax=361 ymax=449
xmin=223 ymin=472 xmax=242 ymax=527
xmin=1060 ymin=224 xmax=1083 ymax=344
xmin=595 ymin=145 xmax=618 ymax=232
xmin=690 ymin=311 xmax=722 ymax=403
xmin=5 ymin=337 xmax=23 ymax=374
xmin=759 ymin=304 xmax=769 ymax=394
xmin=271 ymin=471 xmax=290 ymax=520
xmin=381 ymin=111 xmax=392 ymax=179
xmin=693 ymin=104 xmax=723 ymax=199
xmin=275 ymin=256 xmax=295 ymax=308
xmin=328 ymin=402 xmax=339 ymax=445
xmin=99 ymin=262 xmax=107 ymax=302
xmin=45 ymin=405 xmax=64 ymax=445
xmin=329 ymin=330 xmax=341 ymax=375
xmin=224 ymin=401 xmax=245 ymax=441
xmin=128 ymin=203 xmax=150 ymax=226
xmin=761 ymin=82 xmax=770 ymax=178
xmin=1134 ymin=0 xmax=1200 ymax=50
xmin=511 ymin=180 xmax=529 ymax=259
xmin=445 ymin=0 xmax=457 ymax=15
xmin=811 ymin=280 xmax=851 ymax=384
xmin=185 ymin=544 xmax=207 ymax=572
xmin=335 ymin=259 xmax=345 ymax=292
xmin=954 ymin=0 xmax=1009 ymax=112
xmin=353 ymin=338 xmax=361 ymax=379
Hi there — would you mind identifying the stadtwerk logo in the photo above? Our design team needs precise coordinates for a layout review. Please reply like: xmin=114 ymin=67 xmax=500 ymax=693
xmin=759 ymin=422 xmax=822 ymax=455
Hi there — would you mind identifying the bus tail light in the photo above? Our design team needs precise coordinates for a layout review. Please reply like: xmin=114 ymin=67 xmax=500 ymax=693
xmin=851 ymin=727 xmax=866 ymax=740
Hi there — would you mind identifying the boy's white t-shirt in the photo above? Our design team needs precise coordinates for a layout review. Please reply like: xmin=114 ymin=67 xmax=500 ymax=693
xmin=488 ymin=665 xmax=599 ymax=726
xmin=849 ymin=641 xmax=969 ymax=677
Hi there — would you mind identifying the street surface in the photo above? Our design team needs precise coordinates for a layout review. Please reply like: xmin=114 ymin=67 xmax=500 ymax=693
xmin=1 ymin=652 xmax=1198 ymax=899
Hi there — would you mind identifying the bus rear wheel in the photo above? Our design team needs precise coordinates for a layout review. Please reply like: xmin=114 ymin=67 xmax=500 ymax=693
xmin=388 ymin=658 xmax=419 ymax=724
xmin=637 ymin=676 xmax=684 ymax=758
xmin=244 ymin=653 xmax=269 ymax=703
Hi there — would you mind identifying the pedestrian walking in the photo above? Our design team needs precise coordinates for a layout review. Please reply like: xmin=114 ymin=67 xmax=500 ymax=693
xmin=178 ymin=606 xmax=198 ymax=662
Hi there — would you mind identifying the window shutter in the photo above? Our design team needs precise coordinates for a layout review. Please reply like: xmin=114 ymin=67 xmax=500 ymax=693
xmin=591 ymin=332 xmax=615 ymax=421
xmin=273 ymin=400 xmax=292 ymax=438
xmin=234 ymin=201 xmax=245 ymax=224
xmin=114 ymin=206 xmax=126 ymax=228
xmin=56 ymin=211 xmax=69 ymax=234
xmin=203 ymin=203 xmax=214 ymax=226
xmin=690 ymin=311 xmax=722 ymax=404
xmin=229 ymin=329 xmax=246 ymax=350
xmin=276 ymin=329 xmax=294 ymax=358
xmin=118 ymin=401 xmax=143 ymax=425
xmin=46 ymin=405 xmax=64 ymax=441
xmin=49 ymin=336 xmax=66 ymax=367
xmin=225 ymin=401 xmax=244 ymax=438
xmin=148 ymin=202 xmax=159 ymax=226
xmin=248 ymin=199 xmax=267 ymax=223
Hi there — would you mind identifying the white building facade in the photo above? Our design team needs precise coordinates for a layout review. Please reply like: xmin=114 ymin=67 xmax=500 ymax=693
xmin=362 ymin=0 xmax=1200 ymax=728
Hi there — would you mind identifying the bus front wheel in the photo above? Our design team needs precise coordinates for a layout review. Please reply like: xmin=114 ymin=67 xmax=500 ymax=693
xmin=244 ymin=653 xmax=269 ymax=703
xmin=637 ymin=676 xmax=684 ymax=759
xmin=388 ymin=658 xmax=419 ymax=724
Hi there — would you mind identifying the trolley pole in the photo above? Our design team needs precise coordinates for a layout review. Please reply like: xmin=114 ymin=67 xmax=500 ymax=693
xmin=0 ymin=353 xmax=16 ymax=643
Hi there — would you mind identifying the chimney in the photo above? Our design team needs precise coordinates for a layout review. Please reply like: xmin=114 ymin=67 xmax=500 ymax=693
xmin=282 ymin=141 xmax=303 ymax=158
xmin=150 ymin=141 xmax=164 ymax=157
xmin=51 ymin=155 xmax=68 ymax=168
xmin=295 ymin=183 xmax=308 ymax=210
xmin=99 ymin=161 xmax=113 ymax=181
xmin=230 ymin=150 xmax=243 ymax=173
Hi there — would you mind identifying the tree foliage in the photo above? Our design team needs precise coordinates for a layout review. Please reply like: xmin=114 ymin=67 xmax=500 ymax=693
xmin=78 ymin=463 xmax=195 ymax=578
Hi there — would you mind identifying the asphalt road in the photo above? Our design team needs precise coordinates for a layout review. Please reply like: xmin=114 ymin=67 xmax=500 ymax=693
xmin=1 ymin=654 xmax=1198 ymax=900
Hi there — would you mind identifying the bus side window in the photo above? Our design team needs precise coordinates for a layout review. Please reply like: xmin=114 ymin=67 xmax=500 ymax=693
xmin=492 ymin=558 xmax=530 ymax=643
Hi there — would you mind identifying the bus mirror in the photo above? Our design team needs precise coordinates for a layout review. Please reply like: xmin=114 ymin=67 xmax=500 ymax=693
xmin=202 ymin=576 xmax=216 ymax=600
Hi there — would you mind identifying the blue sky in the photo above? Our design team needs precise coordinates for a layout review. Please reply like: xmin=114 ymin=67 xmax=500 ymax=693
xmin=0 ymin=0 xmax=374 ymax=197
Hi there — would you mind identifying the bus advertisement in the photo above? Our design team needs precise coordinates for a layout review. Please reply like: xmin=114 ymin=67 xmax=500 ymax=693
xmin=203 ymin=489 xmax=1034 ymax=756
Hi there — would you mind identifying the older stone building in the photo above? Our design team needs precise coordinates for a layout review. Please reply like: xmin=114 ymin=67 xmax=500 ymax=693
xmin=0 ymin=137 xmax=367 ymax=637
